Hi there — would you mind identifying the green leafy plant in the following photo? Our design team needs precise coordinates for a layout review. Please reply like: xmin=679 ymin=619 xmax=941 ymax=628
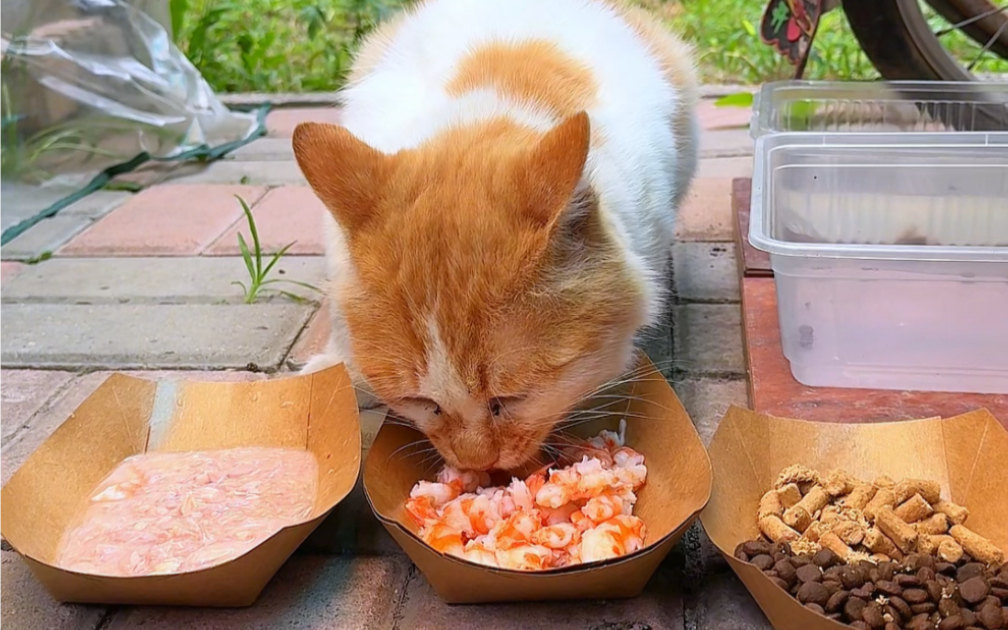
xmin=231 ymin=195 xmax=320 ymax=304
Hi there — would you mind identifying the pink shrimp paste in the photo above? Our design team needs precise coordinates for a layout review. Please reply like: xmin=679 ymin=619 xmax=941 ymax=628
xmin=56 ymin=447 xmax=317 ymax=577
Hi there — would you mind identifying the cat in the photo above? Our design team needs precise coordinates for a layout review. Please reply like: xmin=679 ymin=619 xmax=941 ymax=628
xmin=294 ymin=0 xmax=698 ymax=471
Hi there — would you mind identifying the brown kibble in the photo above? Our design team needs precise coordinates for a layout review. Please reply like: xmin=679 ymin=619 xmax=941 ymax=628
xmin=751 ymin=554 xmax=775 ymax=571
xmin=890 ymin=596 xmax=913 ymax=620
xmin=939 ymin=539 xmax=966 ymax=564
xmin=939 ymin=598 xmax=960 ymax=618
xmin=759 ymin=489 xmax=784 ymax=519
xmin=886 ymin=623 xmax=901 ymax=630
xmin=877 ymin=507 xmax=921 ymax=553
xmin=895 ymin=479 xmax=942 ymax=505
xmin=777 ymin=483 xmax=803 ymax=509
xmin=846 ymin=596 xmax=868 ymax=621
xmin=897 ymin=574 xmax=923 ymax=588
xmin=940 ymin=616 xmax=967 ymax=630
xmin=844 ymin=566 xmax=868 ymax=589
xmin=824 ymin=470 xmax=858 ymax=497
xmin=804 ymin=602 xmax=826 ymax=616
xmin=813 ymin=548 xmax=841 ymax=568
xmin=743 ymin=540 xmax=772 ymax=556
xmin=863 ymin=602 xmax=887 ymax=629
xmin=934 ymin=500 xmax=970 ymax=526
xmin=958 ymin=563 xmax=987 ymax=583
xmin=775 ymin=464 xmax=821 ymax=489
xmin=866 ymin=488 xmax=898 ymax=521
xmin=911 ymin=602 xmax=937 ymax=614
xmin=826 ymin=590 xmax=850 ymax=612
xmin=770 ymin=576 xmax=791 ymax=591
xmin=846 ymin=483 xmax=879 ymax=511
xmin=878 ymin=580 xmax=904 ymax=596
xmin=796 ymin=563 xmax=824 ymax=583
xmin=734 ymin=542 xmax=749 ymax=561
xmin=774 ymin=558 xmax=798 ymax=585
xmin=961 ymin=576 xmax=991 ymax=604
xmin=852 ymin=582 xmax=877 ymax=599
xmin=961 ymin=609 xmax=978 ymax=626
xmin=904 ymin=588 xmax=930 ymax=604
xmin=951 ymin=525 xmax=1005 ymax=567
xmin=917 ymin=513 xmax=952 ymax=536
xmin=850 ymin=622 xmax=870 ymax=630
xmin=797 ymin=581 xmax=830 ymax=606
xmin=926 ymin=580 xmax=943 ymax=603
xmin=895 ymin=494 xmax=936 ymax=524
xmin=977 ymin=604 xmax=1003 ymax=629
xmin=909 ymin=613 xmax=934 ymax=630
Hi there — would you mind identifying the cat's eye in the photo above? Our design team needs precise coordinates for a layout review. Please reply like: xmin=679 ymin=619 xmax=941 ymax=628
xmin=489 ymin=396 xmax=524 ymax=419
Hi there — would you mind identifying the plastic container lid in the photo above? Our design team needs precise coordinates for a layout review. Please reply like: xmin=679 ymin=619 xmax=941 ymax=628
xmin=751 ymin=80 xmax=1008 ymax=139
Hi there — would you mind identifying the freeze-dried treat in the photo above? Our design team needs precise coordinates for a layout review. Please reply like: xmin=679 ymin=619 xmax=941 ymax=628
xmin=819 ymin=531 xmax=857 ymax=563
xmin=893 ymin=479 xmax=941 ymax=505
xmin=784 ymin=486 xmax=830 ymax=533
xmin=874 ymin=475 xmax=897 ymax=488
xmin=760 ymin=515 xmax=800 ymax=543
xmin=843 ymin=483 xmax=877 ymax=511
xmin=914 ymin=513 xmax=950 ymax=536
xmin=777 ymin=483 xmax=803 ymax=509
xmin=775 ymin=465 xmax=821 ymax=490
xmin=759 ymin=489 xmax=784 ymax=520
xmin=893 ymin=494 xmax=933 ymax=524
xmin=918 ymin=534 xmax=955 ymax=556
xmin=832 ymin=520 xmax=865 ymax=546
xmin=864 ymin=487 xmax=897 ymax=521
xmin=875 ymin=507 xmax=919 ymax=553
xmin=864 ymin=527 xmax=903 ymax=560
xmin=950 ymin=525 xmax=1005 ymax=567
xmin=936 ymin=538 xmax=964 ymax=564
xmin=823 ymin=470 xmax=857 ymax=497
xmin=933 ymin=500 xmax=969 ymax=526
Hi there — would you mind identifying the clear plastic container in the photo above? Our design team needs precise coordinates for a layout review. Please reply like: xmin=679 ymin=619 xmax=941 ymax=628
xmin=751 ymin=81 xmax=1008 ymax=138
xmin=749 ymin=131 xmax=1008 ymax=394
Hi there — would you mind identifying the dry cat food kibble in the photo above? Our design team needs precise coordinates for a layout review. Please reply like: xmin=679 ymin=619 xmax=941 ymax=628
xmin=736 ymin=466 xmax=1008 ymax=629
xmin=405 ymin=423 xmax=647 ymax=571
xmin=57 ymin=447 xmax=317 ymax=576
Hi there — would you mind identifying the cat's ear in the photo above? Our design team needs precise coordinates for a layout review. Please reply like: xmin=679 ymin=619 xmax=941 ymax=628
xmin=292 ymin=122 xmax=392 ymax=232
xmin=516 ymin=111 xmax=591 ymax=230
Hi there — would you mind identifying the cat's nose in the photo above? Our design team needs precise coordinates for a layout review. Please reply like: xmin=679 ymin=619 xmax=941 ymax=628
xmin=451 ymin=433 xmax=498 ymax=470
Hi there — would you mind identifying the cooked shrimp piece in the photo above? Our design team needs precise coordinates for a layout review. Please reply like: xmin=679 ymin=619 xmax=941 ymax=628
xmin=579 ymin=515 xmax=647 ymax=563
xmin=424 ymin=522 xmax=466 ymax=555
xmin=437 ymin=467 xmax=491 ymax=494
xmin=582 ymin=493 xmax=625 ymax=522
xmin=532 ymin=523 xmax=580 ymax=549
xmin=494 ymin=543 xmax=554 ymax=571
xmin=409 ymin=480 xmax=458 ymax=506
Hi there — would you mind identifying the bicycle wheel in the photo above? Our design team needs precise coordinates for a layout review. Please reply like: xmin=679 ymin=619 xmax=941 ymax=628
xmin=843 ymin=0 xmax=1008 ymax=129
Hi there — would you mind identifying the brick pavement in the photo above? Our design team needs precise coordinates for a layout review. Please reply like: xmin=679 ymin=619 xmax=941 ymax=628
xmin=0 ymin=98 xmax=764 ymax=630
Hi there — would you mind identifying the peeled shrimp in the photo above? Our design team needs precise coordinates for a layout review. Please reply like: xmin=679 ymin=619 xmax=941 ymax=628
xmin=406 ymin=427 xmax=648 ymax=570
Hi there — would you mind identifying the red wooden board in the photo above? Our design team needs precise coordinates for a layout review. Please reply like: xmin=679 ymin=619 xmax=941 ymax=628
xmin=741 ymin=276 xmax=1008 ymax=427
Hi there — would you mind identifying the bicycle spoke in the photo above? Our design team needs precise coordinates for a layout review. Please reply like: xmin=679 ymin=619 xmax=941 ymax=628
xmin=935 ymin=2 xmax=1008 ymax=37
xmin=967 ymin=17 xmax=1008 ymax=68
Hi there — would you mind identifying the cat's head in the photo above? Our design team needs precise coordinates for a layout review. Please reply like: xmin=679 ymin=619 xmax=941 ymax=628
xmin=293 ymin=113 xmax=646 ymax=470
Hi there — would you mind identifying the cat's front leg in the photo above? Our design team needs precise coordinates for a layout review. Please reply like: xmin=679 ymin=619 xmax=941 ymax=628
xmin=300 ymin=342 xmax=383 ymax=410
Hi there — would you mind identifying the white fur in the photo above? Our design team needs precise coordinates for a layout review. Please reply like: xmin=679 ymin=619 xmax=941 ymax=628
xmin=302 ymin=0 xmax=697 ymax=402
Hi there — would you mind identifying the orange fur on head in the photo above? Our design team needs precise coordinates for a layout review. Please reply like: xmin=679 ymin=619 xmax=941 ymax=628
xmin=293 ymin=113 xmax=644 ymax=471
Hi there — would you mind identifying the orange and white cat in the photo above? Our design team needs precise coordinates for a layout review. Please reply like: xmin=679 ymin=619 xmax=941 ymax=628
xmin=294 ymin=0 xmax=698 ymax=471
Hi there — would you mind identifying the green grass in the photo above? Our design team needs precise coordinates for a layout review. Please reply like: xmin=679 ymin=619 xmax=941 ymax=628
xmin=175 ymin=0 xmax=1008 ymax=93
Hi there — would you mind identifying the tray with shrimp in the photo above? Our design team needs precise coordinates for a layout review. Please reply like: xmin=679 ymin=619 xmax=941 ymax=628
xmin=363 ymin=356 xmax=712 ymax=604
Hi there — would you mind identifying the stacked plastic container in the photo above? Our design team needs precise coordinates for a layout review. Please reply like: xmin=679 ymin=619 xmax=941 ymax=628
xmin=747 ymin=81 xmax=1008 ymax=394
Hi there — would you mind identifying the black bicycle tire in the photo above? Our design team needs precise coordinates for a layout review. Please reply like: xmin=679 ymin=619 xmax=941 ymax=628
xmin=843 ymin=0 xmax=1008 ymax=130
xmin=923 ymin=0 xmax=1008 ymax=60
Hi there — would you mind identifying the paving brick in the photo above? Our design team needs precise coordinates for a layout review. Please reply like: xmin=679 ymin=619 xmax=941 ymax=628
xmin=396 ymin=558 xmax=684 ymax=630
xmin=697 ymin=156 xmax=753 ymax=179
xmin=228 ymin=138 xmax=295 ymax=162
xmin=205 ymin=186 xmax=326 ymax=256
xmin=2 ymin=215 xmax=94 ymax=260
xmin=1 ymin=551 xmax=106 ymax=630
xmin=61 ymin=191 xmax=134 ymax=219
xmin=700 ymin=128 xmax=754 ymax=158
xmin=266 ymin=107 xmax=343 ymax=136
xmin=1 ymin=256 xmax=325 ymax=305
xmin=672 ymin=304 xmax=745 ymax=376
xmin=1 ymin=372 xmax=108 ymax=485
xmin=673 ymin=378 xmax=749 ymax=447
xmin=0 ymin=303 xmax=313 ymax=370
xmin=671 ymin=243 xmax=740 ymax=303
xmin=1 ymin=261 xmax=24 ymax=283
xmin=675 ymin=177 xmax=734 ymax=242
xmin=59 ymin=185 xmax=267 ymax=256
xmin=1 ymin=370 xmax=76 ymax=444
xmin=286 ymin=303 xmax=331 ymax=370
xmin=693 ymin=568 xmax=773 ymax=630
xmin=697 ymin=99 xmax=752 ymax=131
xmin=169 ymin=161 xmax=308 ymax=186
xmin=107 ymin=555 xmax=410 ymax=630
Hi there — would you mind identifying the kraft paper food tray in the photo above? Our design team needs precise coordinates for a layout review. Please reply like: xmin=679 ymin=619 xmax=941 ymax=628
xmin=362 ymin=354 xmax=712 ymax=604
xmin=0 ymin=365 xmax=361 ymax=607
xmin=699 ymin=406 xmax=1008 ymax=630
